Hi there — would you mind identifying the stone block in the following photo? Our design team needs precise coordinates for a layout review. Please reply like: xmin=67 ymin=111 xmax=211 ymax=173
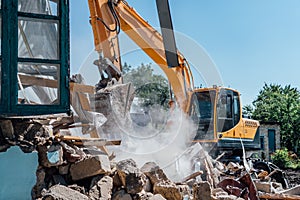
xmin=193 ymin=181 xmax=211 ymax=200
xmin=153 ymin=182 xmax=182 ymax=200
xmin=89 ymin=175 xmax=113 ymax=200
xmin=141 ymin=162 xmax=169 ymax=185
xmin=70 ymin=155 xmax=111 ymax=181
xmin=117 ymin=159 xmax=145 ymax=194
xmin=42 ymin=184 xmax=89 ymax=200
xmin=254 ymin=181 xmax=272 ymax=193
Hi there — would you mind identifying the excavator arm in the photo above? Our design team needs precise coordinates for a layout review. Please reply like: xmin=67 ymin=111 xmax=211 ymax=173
xmin=88 ymin=0 xmax=194 ymax=111
xmin=87 ymin=0 xmax=261 ymax=156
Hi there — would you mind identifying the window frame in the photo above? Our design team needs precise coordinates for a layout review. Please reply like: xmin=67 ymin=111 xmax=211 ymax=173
xmin=0 ymin=0 xmax=70 ymax=116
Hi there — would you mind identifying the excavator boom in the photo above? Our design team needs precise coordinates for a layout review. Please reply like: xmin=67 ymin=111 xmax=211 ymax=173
xmin=88 ymin=0 xmax=260 ymax=158
xmin=88 ymin=0 xmax=194 ymax=111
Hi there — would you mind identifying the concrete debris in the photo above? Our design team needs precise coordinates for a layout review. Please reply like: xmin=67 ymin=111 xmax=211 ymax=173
xmin=193 ymin=181 xmax=212 ymax=200
xmin=70 ymin=155 xmax=111 ymax=181
xmin=153 ymin=181 xmax=182 ymax=200
xmin=116 ymin=159 xmax=145 ymax=194
xmin=89 ymin=175 xmax=113 ymax=200
xmin=42 ymin=184 xmax=89 ymax=200
xmin=1 ymin=115 xmax=300 ymax=200
xmin=140 ymin=162 xmax=170 ymax=185
xmin=93 ymin=83 xmax=135 ymax=135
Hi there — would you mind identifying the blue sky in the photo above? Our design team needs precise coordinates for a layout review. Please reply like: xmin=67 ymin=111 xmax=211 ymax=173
xmin=70 ymin=1 xmax=300 ymax=105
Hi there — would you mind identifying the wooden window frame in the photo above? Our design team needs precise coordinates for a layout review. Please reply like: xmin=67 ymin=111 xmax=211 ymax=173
xmin=0 ymin=0 xmax=70 ymax=116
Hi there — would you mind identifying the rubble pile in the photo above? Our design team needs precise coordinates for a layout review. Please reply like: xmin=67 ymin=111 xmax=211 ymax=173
xmin=1 ymin=82 xmax=300 ymax=199
xmin=1 ymin=117 xmax=300 ymax=200
xmin=16 ymin=136 xmax=297 ymax=200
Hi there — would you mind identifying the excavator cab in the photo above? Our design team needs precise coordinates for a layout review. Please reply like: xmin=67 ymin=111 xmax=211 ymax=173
xmin=191 ymin=87 xmax=242 ymax=142
xmin=190 ymin=87 xmax=259 ymax=151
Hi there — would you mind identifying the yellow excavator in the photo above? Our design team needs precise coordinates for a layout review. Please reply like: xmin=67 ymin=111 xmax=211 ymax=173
xmin=87 ymin=0 xmax=260 ymax=157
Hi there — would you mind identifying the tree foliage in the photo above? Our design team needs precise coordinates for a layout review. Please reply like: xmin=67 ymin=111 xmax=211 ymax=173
xmin=122 ymin=63 xmax=169 ymax=109
xmin=249 ymin=83 xmax=300 ymax=153
xmin=242 ymin=104 xmax=253 ymax=118
xmin=271 ymin=148 xmax=300 ymax=169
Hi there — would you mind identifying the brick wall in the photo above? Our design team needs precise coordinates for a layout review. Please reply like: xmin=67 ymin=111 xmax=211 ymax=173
xmin=259 ymin=123 xmax=281 ymax=161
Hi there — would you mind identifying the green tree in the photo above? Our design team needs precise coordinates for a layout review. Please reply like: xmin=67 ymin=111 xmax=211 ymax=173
xmin=242 ymin=104 xmax=254 ymax=118
xmin=123 ymin=63 xmax=169 ymax=109
xmin=252 ymin=83 xmax=300 ymax=153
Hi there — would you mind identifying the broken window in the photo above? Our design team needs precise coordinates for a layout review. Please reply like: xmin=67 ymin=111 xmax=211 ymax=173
xmin=0 ymin=0 xmax=69 ymax=115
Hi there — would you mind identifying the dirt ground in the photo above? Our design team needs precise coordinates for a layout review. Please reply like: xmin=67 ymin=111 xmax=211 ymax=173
xmin=284 ymin=169 xmax=300 ymax=187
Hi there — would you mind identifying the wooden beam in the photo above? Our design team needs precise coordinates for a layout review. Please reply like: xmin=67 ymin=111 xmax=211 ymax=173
xmin=70 ymin=82 xmax=94 ymax=94
xmin=18 ymin=74 xmax=95 ymax=94
xmin=19 ymin=74 xmax=58 ymax=88
xmin=56 ymin=135 xmax=121 ymax=146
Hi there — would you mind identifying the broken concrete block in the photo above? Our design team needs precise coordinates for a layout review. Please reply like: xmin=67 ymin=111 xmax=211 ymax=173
xmin=141 ymin=162 xmax=169 ymax=185
xmin=70 ymin=155 xmax=111 ymax=181
xmin=60 ymin=142 xmax=82 ymax=163
xmin=126 ymin=172 xmax=147 ymax=194
xmin=153 ymin=182 xmax=182 ymax=200
xmin=42 ymin=184 xmax=89 ymax=200
xmin=193 ymin=181 xmax=211 ymax=200
xmin=254 ymin=181 xmax=272 ymax=193
xmin=89 ymin=175 xmax=113 ymax=200
xmin=112 ymin=189 xmax=133 ymax=200
xmin=149 ymin=194 xmax=167 ymax=200
xmin=116 ymin=159 xmax=145 ymax=194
